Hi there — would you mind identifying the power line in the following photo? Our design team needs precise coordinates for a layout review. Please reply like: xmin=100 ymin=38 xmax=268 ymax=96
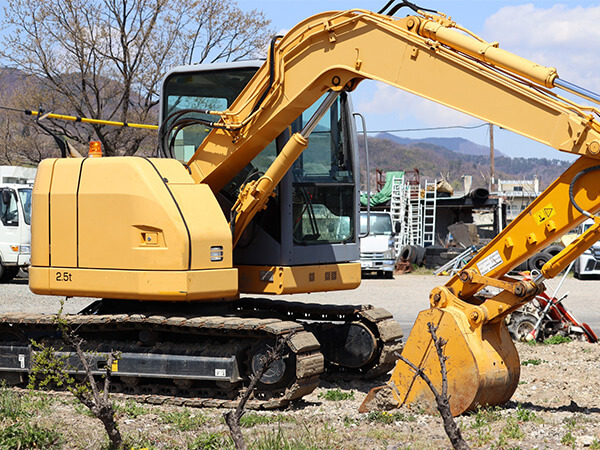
xmin=365 ymin=123 xmax=489 ymax=134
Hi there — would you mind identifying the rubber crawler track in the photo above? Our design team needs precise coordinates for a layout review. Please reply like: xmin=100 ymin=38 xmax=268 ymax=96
xmin=0 ymin=300 xmax=403 ymax=409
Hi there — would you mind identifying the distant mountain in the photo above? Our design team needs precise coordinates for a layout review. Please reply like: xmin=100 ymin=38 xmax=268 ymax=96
xmin=360 ymin=135 xmax=571 ymax=191
xmin=375 ymin=133 xmax=506 ymax=157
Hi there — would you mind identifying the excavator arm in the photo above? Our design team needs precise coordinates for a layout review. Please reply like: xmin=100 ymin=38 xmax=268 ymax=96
xmin=181 ymin=8 xmax=600 ymax=415
xmin=187 ymin=9 xmax=600 ymax=192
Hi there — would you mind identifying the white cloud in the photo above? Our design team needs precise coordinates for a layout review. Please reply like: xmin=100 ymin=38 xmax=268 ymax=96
xmin=357 ymin=83 xmax=478 ymax=127
xmin=483 ymin=4 xmax=600 ymax=92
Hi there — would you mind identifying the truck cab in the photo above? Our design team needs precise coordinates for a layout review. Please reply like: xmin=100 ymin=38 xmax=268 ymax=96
xmin=0 ymin=183 xmax=32 ymax=282
xmin=359 ymin=211 xmax=397 ymax=278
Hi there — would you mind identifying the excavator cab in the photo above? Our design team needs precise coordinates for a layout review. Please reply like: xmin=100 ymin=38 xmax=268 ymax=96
xmin=160 ymin=62 xmax=362 ymax=295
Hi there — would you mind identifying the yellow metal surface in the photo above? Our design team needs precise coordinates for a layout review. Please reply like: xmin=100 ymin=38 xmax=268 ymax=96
xmin=30 ymin=159 xmax=54 ymax=267
xmin=48 ymin=159 xmax=82 ymax=267
xmin=382 ymin=307 xmax=519 ymax=416
xmin=29 ymin=266 xmax=238 ymax=301
xmin=32 ymin=157 xmax=234 ymax=301
xmin=237 ymin=263 xmax=361 ymax=295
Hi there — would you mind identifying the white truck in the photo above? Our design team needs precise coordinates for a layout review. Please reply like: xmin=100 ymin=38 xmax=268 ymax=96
xmin=359 ymin=211 xmax=398 ymax=278
xmin=0 ymin=167 xmax=34 ymax=282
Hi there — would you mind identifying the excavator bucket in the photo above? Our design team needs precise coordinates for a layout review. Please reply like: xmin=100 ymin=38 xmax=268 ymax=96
xmin=360 ymin=307 xmax=520 ymax=416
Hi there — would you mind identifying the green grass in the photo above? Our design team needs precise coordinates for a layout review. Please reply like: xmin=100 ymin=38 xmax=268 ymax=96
xmin=116 ymin=399 xmax=149 ymax=418
xmin=240 ymin=412 xmax=294 ymax=428
xmin=522 ymin=358 xmax=547 ymax=366
xmin=317 ymin=388 xmax=355 ymax=401
xmin=251 ymin=424 xmax=319 ymax=450
xmin=515 ymin=404 xmax=539 ymax=423
xmin=366 ymin=410 xmax=416 ymax=424
xmin=0 ymin=384 xmax=54 ymax=421
xmin=470 ymin=406 xmax=502 ymax=429
xmin=0 ymin=385 xmax=30 ymax=420
xmin=501 ymin=417 xmax=524 ymax=440
xmin=561 ymin=431 xmax=576 ymax=446
xmin=159 ymin=408 xmax=208 ymax=431
xmin=543 ymin=335 xmax=572 ymax=345
xmin=0 ymin=422 xmax=62 ymax=449
xmin=187 ymin=431 xmax=233 ymax=450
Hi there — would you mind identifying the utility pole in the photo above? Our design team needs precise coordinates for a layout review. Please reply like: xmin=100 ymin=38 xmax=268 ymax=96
xmin=489 ymin=123 xmax=495 ymax=192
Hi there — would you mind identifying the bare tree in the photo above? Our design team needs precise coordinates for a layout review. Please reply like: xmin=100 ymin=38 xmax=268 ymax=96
xmin=398 ymin=322 xmax=470 ymax=450
xmin=224 ymin=336 xmax=290 ymax=450
xmin=0 ymin=70 xmax=60 ymax=164
xmin=0 ymin=0 xmax=273 ymax=156
xmin=29 ymin=301 xmax=123 ymax=448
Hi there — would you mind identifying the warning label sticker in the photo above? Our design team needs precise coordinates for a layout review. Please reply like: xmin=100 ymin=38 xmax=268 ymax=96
xmin=533 ymin=203 xmax=556 ymax=225
xmin=476 ymin=250 xmax=504 ymax=276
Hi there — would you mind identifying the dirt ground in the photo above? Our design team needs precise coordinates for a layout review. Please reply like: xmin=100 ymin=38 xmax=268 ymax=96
xmin=3 ymin=274 xmax=600 ymax=449
xmin=2 ymin=339 xmax=598 ymax=449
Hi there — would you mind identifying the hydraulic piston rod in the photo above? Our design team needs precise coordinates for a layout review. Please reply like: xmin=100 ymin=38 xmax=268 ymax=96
xmin=554 ymin=78 xmax=600 ymax=106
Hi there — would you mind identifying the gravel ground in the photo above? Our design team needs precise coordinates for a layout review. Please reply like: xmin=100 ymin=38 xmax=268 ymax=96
xmin=1 ymin=273 xmax=600 ymax=449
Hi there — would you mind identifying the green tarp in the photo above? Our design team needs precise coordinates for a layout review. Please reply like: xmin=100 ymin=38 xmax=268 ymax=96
xmin=360 ymin=171 xmax=404 ymax=207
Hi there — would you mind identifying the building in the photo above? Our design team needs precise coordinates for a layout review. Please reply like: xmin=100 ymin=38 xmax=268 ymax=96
xmin=496 ymin=178 xmax=540 ymax=222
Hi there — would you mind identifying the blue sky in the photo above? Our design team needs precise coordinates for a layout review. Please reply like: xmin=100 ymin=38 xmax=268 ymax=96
xmin=248 ymin=1 xmax=600 ymax=161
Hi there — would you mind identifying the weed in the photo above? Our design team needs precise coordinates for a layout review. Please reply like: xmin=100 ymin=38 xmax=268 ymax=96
xmin=474 ymin=426 xmax=494 ymax=446
xmin=252 ymin=424 xmax=318 ymax=450
xmin=367 ymin=410 xmax=416 ymax=424
xmin=188 ymin=431 xmax=233 ymax=450
xmin=561 ymin=431 xmax=576 ymax=446
xmin=515 ymin=404 xmax=537 ymax=422
xmin=501 ymin=417 xmax=524 ymax=440
xmin=522 ymin=358 xmax=547 ymax=366
xmin=318 ymin=388 xmax=355 ymax=401
xmin=73 ymin=401 xmax=95 ymax=417
xmin=343 ymin=415 xmax=358 ymax=427
xmin=470 ymin=406 xmax=502 ymax=429
xmin=563 ymin=416 xmax=578 ymax=430
xmin=159 ymin=408 xmax=207 ymax=431
xmin=117 ymin=399 xmax=149 ymax=418
xmin=239 ymin=412 xmax=293 ymax=428
xmin=590 ymin=438 xmax=600 ymax=449
xmin=544 ymin=335 xmax=572 ymax=345
xmin=0 ymin=422 xmax=62 ymax=449
xmin=525 ymin=339 xmax=537 ymax=346
xmin=0 ymin=383 xmax=29 ymax=420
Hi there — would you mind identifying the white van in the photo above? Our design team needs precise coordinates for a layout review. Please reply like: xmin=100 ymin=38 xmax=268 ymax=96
xmin=359 ymin=211 xmax=397 ymax=278
xmin=573 ymin=218 xmax=600 ymax=279
xmin=0 ymin=183 xmax=32 ymax=282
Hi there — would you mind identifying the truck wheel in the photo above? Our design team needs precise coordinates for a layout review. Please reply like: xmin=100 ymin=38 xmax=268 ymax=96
xmin=573 ymin=258 xmax=586 ymax=279
xmin=544 ymin=244 xmax=563 ymax=257
xmin=507 ymin=313 xmax=538 ymax=341
xmin=527 ymin=251 xmax=552 ymax=272
xmin=415 ymin=246 xmax=426 ymax=266
xmin=399 ymin=245 xmax=417 ymax=264
xmin=0 ymin=266 xmax=19 ymax=283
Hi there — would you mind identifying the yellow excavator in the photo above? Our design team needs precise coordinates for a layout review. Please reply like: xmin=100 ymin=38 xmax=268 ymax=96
xmin=3 ymin=2 xmax=600 ymax=415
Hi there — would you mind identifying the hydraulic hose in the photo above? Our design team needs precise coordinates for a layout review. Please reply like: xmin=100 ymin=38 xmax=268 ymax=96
xmin=569 ymin=165 xmax=600 ymax=218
